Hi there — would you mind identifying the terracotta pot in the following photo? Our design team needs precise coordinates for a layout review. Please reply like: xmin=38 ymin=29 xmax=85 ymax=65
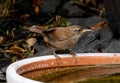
xmin=6 ymin=53 xmax=120 ymax=83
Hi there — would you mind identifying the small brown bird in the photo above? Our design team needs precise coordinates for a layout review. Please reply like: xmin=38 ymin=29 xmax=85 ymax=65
xmin=25 ymin=25 xmax=92 ymax=63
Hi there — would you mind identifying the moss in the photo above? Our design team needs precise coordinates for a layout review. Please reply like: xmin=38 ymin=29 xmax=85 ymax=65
xmin=79 ymin=73 xmax=120 ymax=83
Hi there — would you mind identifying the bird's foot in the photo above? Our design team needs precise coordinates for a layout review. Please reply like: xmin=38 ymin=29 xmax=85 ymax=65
xmin=72 ymin=55 xmax=77 ymax=64
xmin=69 ymin=49 xmax=77 ymax=64
xmin=54 ymin=55 xmax=61 ymax=65
xmin=48 ymin=46 xmax=61 ymax=65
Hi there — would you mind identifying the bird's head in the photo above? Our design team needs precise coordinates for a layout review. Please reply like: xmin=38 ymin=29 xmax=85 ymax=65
xmin=70 ymin=25 xmax=93 ymax=35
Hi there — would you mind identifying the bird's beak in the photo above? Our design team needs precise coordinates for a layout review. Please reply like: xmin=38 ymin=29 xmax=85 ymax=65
xmin=82 ymin=29 xmax=93 ymax=33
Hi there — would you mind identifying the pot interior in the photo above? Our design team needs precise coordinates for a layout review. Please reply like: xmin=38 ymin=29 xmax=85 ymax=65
xmin=17 ymin=53 xmax=120 ymax=83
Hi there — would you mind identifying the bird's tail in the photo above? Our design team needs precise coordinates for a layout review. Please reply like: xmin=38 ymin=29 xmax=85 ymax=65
xmin=23 ymin=25 xmax=46 ymax=36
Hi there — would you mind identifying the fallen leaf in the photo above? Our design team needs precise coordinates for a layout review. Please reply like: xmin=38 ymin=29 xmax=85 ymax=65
xmin=34 ymin=6 xmax=39 ymax=14
xmin=26 ymin=38 xmax=37 ymax=47
xmin=24 ymin=25 xmax=43 ymax=34
xmin=33 ymin=0 xmax=42 ymax=6
xmin=91 ymin=21 xmax=108 ymax=31
xmin=9 ymin=44 xmax=25 ymax=52
xmin=16 ymin=53 xmax=25 ymax=59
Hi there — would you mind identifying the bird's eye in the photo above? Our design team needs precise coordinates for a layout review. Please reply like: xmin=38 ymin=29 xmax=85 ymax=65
xmin=78 ymin=28 xmax=82 ymax=31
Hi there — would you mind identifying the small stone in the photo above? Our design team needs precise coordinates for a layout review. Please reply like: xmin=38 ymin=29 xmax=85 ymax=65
xmin=0 ymin=71 xmax=3 ymax=74
xmin=1 ymin=66 xmax=7 ymax=73
xmin=0 ymin=73 xmax=6 ymax=81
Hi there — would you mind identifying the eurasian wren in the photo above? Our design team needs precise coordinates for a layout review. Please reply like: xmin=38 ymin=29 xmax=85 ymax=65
xmin=26 ymin=25 xmax=92 ymax=63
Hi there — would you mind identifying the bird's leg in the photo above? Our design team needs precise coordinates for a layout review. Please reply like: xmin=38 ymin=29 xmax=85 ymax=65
xmin=48 ymin=46 xmax=61 ymax=64
xmin=69 ymin=49 xmax=77 ymax=63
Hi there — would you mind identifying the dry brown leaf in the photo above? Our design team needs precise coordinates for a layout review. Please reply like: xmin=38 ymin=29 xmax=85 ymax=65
xmin=33 ymin=0 xmax=42 ymax=14
xmin=33 ymin=0 xmax=42 ymax=6
xmin=16 ymin=53 xmax=25 ymax=59
xmin=24 ymin=25 xmax=45 ymax=34
xmin=34 ymin=6 xmax=39 ymax=14
xmin=9 ymin=44 xmax=25 ymax=52
xmin=26 ymin=38 xmax=37 ymax=47
xmin=91 ymin=21 xmax=108 ymax=31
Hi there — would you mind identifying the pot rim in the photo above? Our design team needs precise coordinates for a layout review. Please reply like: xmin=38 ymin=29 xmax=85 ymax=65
xmin=6 ymin=53 xmax=120 ymax=83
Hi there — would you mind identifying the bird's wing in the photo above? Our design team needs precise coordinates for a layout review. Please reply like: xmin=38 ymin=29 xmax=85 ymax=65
xmin=44 ymin=27 xmax=77 ymax=41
